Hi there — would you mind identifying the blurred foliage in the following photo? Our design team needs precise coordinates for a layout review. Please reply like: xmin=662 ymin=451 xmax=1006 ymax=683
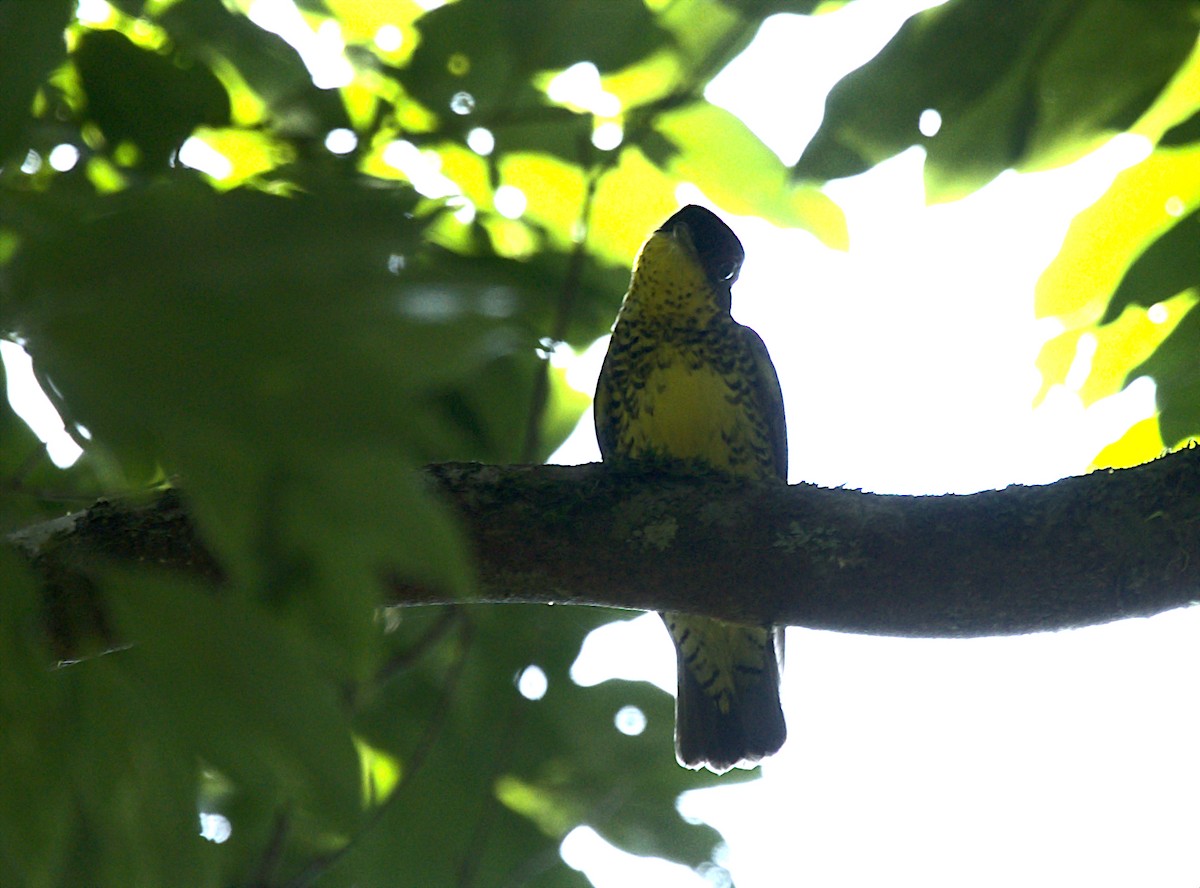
xmin=1033 ymin=45 xmax=1200 ymax=466
xmin=796 ymin=0 xmax=1200 ymax=201
xmin=2 ymin=0 xmax=1200 ymax=885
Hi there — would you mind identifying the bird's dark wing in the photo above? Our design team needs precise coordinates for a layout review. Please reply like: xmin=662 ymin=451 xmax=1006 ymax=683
xmin=593 ymin=346 xmax=619 ymax=460
xmin=738 ymin=324 xmax=788 ymax=481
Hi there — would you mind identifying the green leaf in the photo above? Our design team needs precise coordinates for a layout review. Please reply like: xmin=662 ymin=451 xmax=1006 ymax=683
xmin=1105 ymin=208 xmax=1200 ymax=321
xmin=1037 ymin=292 xmax=1196 ymax=410
xmin=653 ymin=100 xmax=848 ymax=249
xmin=0 ymin=547 xmax=72 ymax=888
xmin=109 ymin=572 xmax=364 ymax=836
xmin=59 ymin=661 xmax=220 ymax=888
xmin=2 ymin=177 xmax=494 ymax=594
xmin=1034 ymin=143 xmax=1200 ymax=420
xmin=1134 ymin=304 xmax=1200 ymax=447
xmin=0 ymin=550 xmax=222 ymax=888
xmin=403 ymin=0 xmax=672 ymax=123
xmin=1012 ymin=0 xmax=1196 ymax=159
xmin=795 ymin=0 xmax=1200 ymax=201
xmin=73 ymin=28 xmax=230 ymax=169
xmin=652 ymin=0 xmax=749 ymax=86
xmin=1091 ymin=416 xmax=1164 ymax=471
xmin=0 ymin=0 xmax=73 ymax=164
xmin=487 ymin=107 xmax=594 ymax=169
xmin=159 ymin=0 xmax=350 ymax=137
xmin=1036 ymin=146 xmax=1200 ymax=327
xmin=396 ymin=0 xmax=675 ymax=178
xmin=591 ymin=145 xmax=692 ymax=262
xmin=1110 ymin=187 xmax=1200 ymax=447
xmin=1162 ymin=109 xmax=1200 ymax=147
xmin=105 ymin=0 xmax=148 ymax=14
xmin=320 ymin=0 xmax=424 ymax=48
xmin=339 ymin=607 xmax=737 ymax=886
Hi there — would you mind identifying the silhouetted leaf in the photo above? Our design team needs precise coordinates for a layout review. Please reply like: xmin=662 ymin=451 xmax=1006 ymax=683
xmin=335 ymin=606 xmax=732 ymax=886
xmin=0 ymin=0 xmax=73 ymax=164
xmin=654 ymin=100 xmax=848 ymax=248
xmin=3 ymin=177 xmax=482 ymax=599
xmin=160 ymin=0 xmax=349 ymax=138
xmin=74 ymin=29 xmax=230 ymax=168
xmin=0 ymin=558 xmax=222 ymax=886
xmin=110 ymin=573 xmax=363 ymax=836
xmin=1034 ymin=144 xmax=1200 ymax=424
xmin=1161 ymin=110 xmax=1200 ymax=147
xmin=795 ymin=0 xmax=1200 ymax=201
xmin=1107 ymin=208 xmax=1200 ymax=320
xmin=404 ymin=0 xmax=671 ymax=122
xmin=1134 ymin=306 xmax=1200 ymax=447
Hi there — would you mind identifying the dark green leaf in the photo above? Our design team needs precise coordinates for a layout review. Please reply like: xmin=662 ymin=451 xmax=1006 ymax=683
xmin=795 ymin=0 xmax=1200 ymax=200
xmin=58 ymin=661 xmax=220 ymax=888
xmin=106 ymin=0 xmax=148 ymax=14
xmin=0 ymin=554 xmax=221 ymax=888
xmin=487 ymin=105 xmax=593 ymax=168
xmin=727 ymin=0 xmax=828 ymax=12
xmin=403 ymin=0 xmax=671 ymax=122
xmin=160 ymin=0 xmax=350 ymax=138
xmin=1134 ymin=304 xmax=1200 ymax=446
xmin=74 ymin=29 xmax=230 ymax=168
xmin=339 ymin=607 xmax=735 ymax=886
xmin=2 ymin=177 xmax=492 ymax=595
xmin=1161 ymin=109 xmax=1200 ymax=147
xmin=1116 ymin=209 xmax=1200 ymax=444
xmin=109 ymin=572 xmax=364 ymax=836
xmin=0 ymin=0 xmax=73 ymax=164
xmin=1104 ymin=208 xmax=1200 ymax=322
xmin=0 ymin=547 xmax=72 ymax=887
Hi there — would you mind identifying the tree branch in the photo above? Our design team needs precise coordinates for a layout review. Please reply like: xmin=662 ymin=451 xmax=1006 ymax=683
xmin=12 ymin=450 xmax=1200 ymax=647
xmin=409 ymin=453 xmax=1200 ymax=636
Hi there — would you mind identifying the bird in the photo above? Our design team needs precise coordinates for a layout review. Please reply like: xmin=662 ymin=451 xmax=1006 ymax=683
xmin=594 ymin=204 xmax=788 ymax=773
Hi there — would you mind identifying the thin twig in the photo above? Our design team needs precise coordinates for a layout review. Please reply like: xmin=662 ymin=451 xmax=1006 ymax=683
xmin=286 ymin=613 xmax=475 ymax=888
xmin=373 ymin=605 xmax=461 ymax=687
xmin=455 ymin=686 xmax=526 ymax=887
xmin=519 ymin=161 xmax=602 ymax=463
xmin=251 ymin=809 xmax=291 ymax=888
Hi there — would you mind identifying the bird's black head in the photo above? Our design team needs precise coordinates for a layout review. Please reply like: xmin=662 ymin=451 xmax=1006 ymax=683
xmin=659 ymin=205 xmax=745 ymax=291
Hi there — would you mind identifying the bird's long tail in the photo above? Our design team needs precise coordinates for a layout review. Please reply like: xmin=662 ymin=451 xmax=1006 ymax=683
xmin=663 ymin=613 xmax=786 ymax=773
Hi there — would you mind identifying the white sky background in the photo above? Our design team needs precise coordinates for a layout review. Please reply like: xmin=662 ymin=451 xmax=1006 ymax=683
xmin=6 ymin=2 xmax=1199 ymax=886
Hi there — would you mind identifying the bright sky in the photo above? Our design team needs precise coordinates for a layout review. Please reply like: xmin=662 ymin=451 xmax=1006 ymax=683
xmin=6 ymin=3 xmax=1199 ymax=887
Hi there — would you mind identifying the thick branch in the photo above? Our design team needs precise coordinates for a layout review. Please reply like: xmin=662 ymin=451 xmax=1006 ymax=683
xmin=411 ymin=453 xmax=1200 ymax=636
xmin=12 ymin=450 xmax=1200 ymax=643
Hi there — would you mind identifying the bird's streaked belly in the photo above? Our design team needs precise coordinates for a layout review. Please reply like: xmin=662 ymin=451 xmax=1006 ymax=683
xmin=627 ymin=359 xmax=750 ymax=473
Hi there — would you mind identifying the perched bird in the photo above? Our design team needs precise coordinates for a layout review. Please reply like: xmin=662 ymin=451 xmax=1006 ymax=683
xmin=594 ymin=205 xmax=788 ymax=773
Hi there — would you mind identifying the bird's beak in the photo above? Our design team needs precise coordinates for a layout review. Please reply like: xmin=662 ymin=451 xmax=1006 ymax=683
xmin=656 ymin=217 xmax=698 ymax=263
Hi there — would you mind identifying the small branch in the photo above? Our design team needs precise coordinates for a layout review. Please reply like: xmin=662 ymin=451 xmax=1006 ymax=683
xmin=519 ymin=162 xmax=601 ymax=463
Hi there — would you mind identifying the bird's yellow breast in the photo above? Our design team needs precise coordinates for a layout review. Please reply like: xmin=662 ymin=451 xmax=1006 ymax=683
xmin=618 ymin=344 xmax=756 ymax=476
